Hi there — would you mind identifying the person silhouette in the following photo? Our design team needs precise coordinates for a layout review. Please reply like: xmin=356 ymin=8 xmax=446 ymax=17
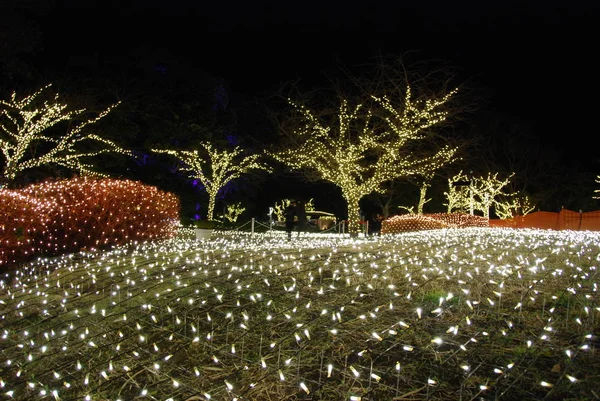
xmin=295 ymin=199 xmax=307 ymax=236
xmin=369 ymin=213 xmax=384 ymax=236
xmin=284 ymin=200 xmax=297 ymax=240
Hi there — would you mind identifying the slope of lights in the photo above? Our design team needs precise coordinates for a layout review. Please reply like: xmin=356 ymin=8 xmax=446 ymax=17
xmin=0 ymin=228 xmax=599 ymax=400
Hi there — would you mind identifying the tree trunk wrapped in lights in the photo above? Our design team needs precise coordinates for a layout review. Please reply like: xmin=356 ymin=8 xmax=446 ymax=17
xmin=152 ymin=141 xmax=271 ymax=221
xmin=0 ymin=84 xmax=132 ymax=186
xmin=270 ymin=86 xmax=458 ymax=235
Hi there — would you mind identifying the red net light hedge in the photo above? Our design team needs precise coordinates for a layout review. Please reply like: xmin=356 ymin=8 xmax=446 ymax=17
xmin=381 ymin=213 xmax=488 ymax=234
xmin=1 ymin=178 xmax=180 ymax=268
xmin=425 ymin=213 xmax=489 ymax=228
xmin=0 ymin=191 xmax=50 ymax=267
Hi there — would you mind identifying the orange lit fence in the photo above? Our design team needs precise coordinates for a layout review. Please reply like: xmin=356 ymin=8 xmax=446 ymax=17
xmin=489 ymin=209 xmax=600 ymax=231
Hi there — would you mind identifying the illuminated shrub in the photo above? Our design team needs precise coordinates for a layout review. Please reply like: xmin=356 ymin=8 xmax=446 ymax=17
xmin=426 ymin=213 xmax=489 ymax=228
xmin=0 ymin=178 xmax=180 ymax=268
xmin=381 ymin=213 xmax=488 ymax=234
xmin=382 ymin=215 xmax=449 ymax=234
xmin=0 ymin=191 xmax=50 ymax=267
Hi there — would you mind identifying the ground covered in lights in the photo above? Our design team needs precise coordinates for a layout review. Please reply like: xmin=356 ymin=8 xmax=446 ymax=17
xmin=1 ymin=228 xmax=599 ymax=401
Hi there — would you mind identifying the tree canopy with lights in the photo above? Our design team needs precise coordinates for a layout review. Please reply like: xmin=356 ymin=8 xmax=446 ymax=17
xmin=270 ymin=85 xmax=458 ymax=234
xmin=445 ymin=170 xmax=534 ymax=218
xmin=0 ymin=84 xmax=132 ymax=187
xmin=152 ymin=141 xmax=271 ymax=221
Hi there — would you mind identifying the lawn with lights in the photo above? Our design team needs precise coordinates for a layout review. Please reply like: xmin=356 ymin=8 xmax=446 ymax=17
xmin=1 ymin=228 xmax=599 ymax=401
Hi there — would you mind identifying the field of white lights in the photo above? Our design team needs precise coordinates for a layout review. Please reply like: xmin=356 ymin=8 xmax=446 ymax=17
xmin=1 ymin=227 xmax=599 ymax=401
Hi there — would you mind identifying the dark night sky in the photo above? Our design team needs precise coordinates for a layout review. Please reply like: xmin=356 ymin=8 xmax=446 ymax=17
xmin=3 ymin=0 xmax=600 ymax=212
xmin=40 ymin=0 xmax=597 ymax=148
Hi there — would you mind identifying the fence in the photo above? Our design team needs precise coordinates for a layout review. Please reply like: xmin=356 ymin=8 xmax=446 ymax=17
xmin=215 ymin=209 xmax=600 ymax=237
xmin=214 ymin=217 xmax=353 ymax=236
xmin=489 ymin=209 xmax=600 ymax=231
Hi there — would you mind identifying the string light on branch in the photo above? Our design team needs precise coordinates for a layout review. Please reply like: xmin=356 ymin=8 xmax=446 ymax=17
xmin=592 ymin=175 xmax=600 ymax=200
xmin=0 ymin=84 xmax=132 ymax=183
xmin=153 ymin=141 xmax=271 ymax=221
xmin=445 ymin=171 xmax=526 ymax=218
xmin=270 ymin=84 xmax=458 ymax=235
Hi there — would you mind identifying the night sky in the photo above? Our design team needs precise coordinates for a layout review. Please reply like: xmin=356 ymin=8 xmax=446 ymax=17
xmin=2 ymin=0 xmax=600 ymax=213
xmin=39 ymin=1 xmax=599 ymax=152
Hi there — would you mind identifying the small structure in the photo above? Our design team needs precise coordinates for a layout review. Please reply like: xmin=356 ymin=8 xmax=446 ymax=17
xmin=307 ymin=211 xmax=336 ymax=231
xmin=195 ymin=228 xmax=213 ymax=240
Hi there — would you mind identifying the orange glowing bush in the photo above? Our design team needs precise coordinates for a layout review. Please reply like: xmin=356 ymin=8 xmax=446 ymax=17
xmin=381 ymin=214 xmax=449 ymax=234
xmin=0 ymin=178 xmax=180 ymax=268
xmin=0 ymin=191 xmax=49 ymax=267
xmin=381 ymin=213 xmax=488 ymax=234
xmin=426 ymin=213 xmax=489 ymax=228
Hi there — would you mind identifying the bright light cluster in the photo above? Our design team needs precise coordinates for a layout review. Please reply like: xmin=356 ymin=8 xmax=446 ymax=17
xmin=0 ymin=228 xmax=598 ymax=400
xmin=271 ymin=86 xmax=457 ymax=235
xmin=0 ymin=177 xmax=179 ymax=266
xmin=0 ymin=84 xmax=131 ymax=183
xmin=223 ymin=202 xmax=246 ymax=223
xmin=152 ymin=142 xmax=270 ymax=221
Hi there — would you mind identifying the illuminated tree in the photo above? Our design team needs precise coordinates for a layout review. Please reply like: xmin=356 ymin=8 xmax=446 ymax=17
xmin=153 ymin=141 xmax=271 ymax=221
xmin=270 ymin=85 xmax=458 ymax=235
xmin=470 ymin=172 xmax=515 ymax=218
xmin=273 ymin=199 xmax=293 ymax=222
xmin=0 ymin=83 xmax=131 ymax=186
xmin=444 ymin=171 xmax=473 ymax=213
xmin=222 ymin=202 xmax=245 ymax=223
xmin=389 ymin=174 xmax=435 ymax=216
xmin=371 ymin=166 xmax=456 ymax=217
xmin=445 ymin=171 xmax=523 ymax=218
xmin=494 ymin=194 xmax=536 ymax=219
xmin=272 ymin=198 xmax=316 ymax=222
xmin=594 ymin=176 xmax=600 ymax=200
xmin=416 ymin=172 xmax=434 ymax=214
xmin=393 ymin=170 xmax=439 ymax=215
